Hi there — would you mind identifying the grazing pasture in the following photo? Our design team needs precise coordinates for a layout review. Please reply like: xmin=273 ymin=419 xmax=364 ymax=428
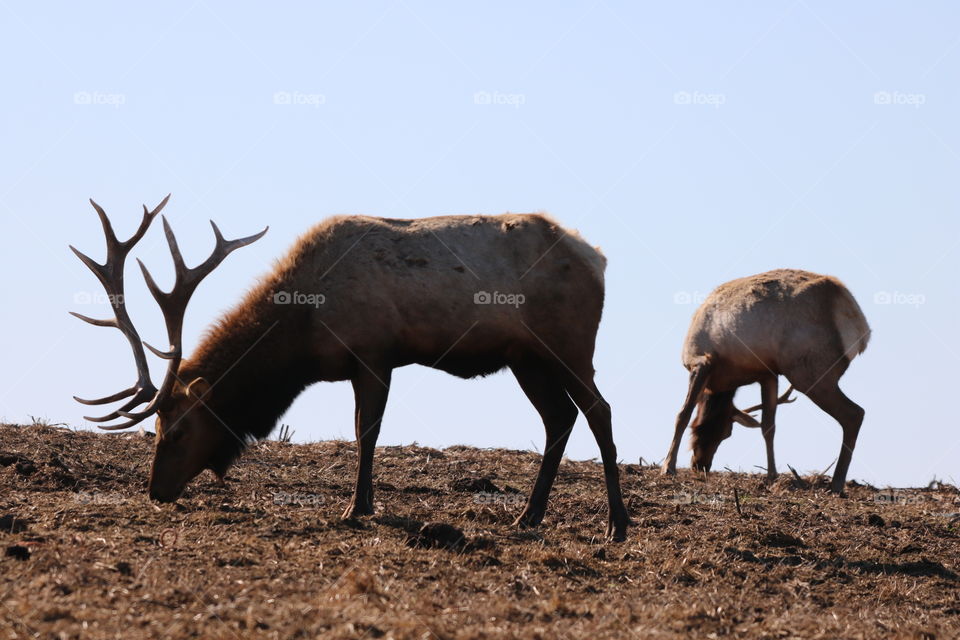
xmin=2 ymin=423 xmax=958 ymax=639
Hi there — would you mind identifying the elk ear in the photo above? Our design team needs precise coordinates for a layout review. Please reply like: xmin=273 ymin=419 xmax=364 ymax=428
xmin=186 ymin=378 xmax=212 ymax=402
xmin=732 ymin=409 xmax=761 ymax=428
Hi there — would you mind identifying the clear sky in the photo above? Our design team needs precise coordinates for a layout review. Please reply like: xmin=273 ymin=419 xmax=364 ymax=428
xmin=1 ymin=2 xmax=957 ymax=488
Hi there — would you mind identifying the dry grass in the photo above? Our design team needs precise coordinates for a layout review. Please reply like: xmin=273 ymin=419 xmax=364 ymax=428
xmin=1 ymin=423 xmax=958 ymax=639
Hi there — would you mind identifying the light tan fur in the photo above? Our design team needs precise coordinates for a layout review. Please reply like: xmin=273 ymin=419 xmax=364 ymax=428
xmin=681 ymin=269 xmax=870 ymax=383
xmin=663 ymin=269 xmax=869 ymax=493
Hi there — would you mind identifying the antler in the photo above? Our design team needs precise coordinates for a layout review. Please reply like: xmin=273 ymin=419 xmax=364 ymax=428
xmin=71 ymin=196 xmax=268 ymax=430
xmin=70 ymin=196 xmax=170 ymax=426
xmin=743 ymin=386 xmax=796 ymax=416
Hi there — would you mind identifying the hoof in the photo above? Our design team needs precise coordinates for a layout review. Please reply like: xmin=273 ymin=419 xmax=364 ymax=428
xmin=513 ymin=509 xmax=545 ymax=529
xmin=606 ymin=520 xmax=629 ymax=543
xmin=342 ymin=499 xmax=375 ymax=519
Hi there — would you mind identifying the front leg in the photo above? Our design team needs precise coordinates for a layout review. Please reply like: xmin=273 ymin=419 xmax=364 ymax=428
xmin=759 ymin=376 xmax=779 ymax=482
xmin=342 ymin=366 xmax=392 ymax=519
xmin=663 ymin=362 xmax=711 ymax=475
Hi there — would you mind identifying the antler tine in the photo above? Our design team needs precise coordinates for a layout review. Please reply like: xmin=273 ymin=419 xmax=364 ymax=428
xmin=81 ymin=389 xmax=156 ymax=423
xmin=744 ymin=385 xmax=796 ymax=415
xmin=96 ymin=413 xmax=154 ymax=431
xmin=183 ymin=220 xmax=269 ymax=294
xmin=123 ymin=193 xmax=169 ymax=250
xmin=74 ymin=386 xmax=137 ymax=406
xmin=68 ymin=311 xmax=118 ymax=329
xmin=88 ymin=199 xmax=120 ymax=249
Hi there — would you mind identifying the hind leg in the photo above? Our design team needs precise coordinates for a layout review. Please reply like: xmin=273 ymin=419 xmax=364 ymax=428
xmin=560 ymin=369 xmax=630 ymax=542
xmin=806 ymin=382 xmax=864 ymax=494
xmin=662 ymin=361 xmax=712 ymax=475
xmin=510 ymin=361 xmax=579 ymax=529
xmin=788 ymin=364 xmax=864 ymax=495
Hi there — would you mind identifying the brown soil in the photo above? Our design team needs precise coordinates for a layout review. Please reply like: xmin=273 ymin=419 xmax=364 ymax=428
xmin=1 ymin=423 xmax=958 ymax=639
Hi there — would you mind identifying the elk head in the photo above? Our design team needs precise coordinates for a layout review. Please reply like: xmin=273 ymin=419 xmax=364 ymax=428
xmin=71 ymin=195 xmax=267 ymax=502
xmin=688 ymin=390 xmax=736 ymax=472
xmin=689 ymin=386 xmax=795 ymax=471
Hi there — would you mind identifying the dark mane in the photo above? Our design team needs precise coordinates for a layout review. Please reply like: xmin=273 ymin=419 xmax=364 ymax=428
xmin=179 ymin=275 xmax=315 ymax=471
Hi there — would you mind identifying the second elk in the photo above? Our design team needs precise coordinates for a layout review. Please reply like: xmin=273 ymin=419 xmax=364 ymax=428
xmin=661 ymin=269 xmax=870 ymax=493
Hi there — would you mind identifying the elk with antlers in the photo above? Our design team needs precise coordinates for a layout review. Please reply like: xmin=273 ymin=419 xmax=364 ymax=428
xmin=661 ymin=269 xmax=870 ymax=493
xmin=71 ymin=196 xmax=629 ymax=541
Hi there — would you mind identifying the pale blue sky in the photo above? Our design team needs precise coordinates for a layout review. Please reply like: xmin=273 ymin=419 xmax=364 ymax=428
xmin=1 ymin=2 xmax=957 ymax=487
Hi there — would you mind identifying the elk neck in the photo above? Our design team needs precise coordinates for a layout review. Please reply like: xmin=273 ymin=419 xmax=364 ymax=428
xmin=177 ymin=291 xmax=317 ymax=444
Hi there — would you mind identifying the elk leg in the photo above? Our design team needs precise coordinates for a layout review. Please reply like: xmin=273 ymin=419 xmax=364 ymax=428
xmin=510 ymin=362 xmax=578 ymax=529
xmin=662 ymin=362 xmax=711 ymax=475
xmin=563 ymin=372 xmax=630 ymax=542
xmin=759 ymin=376 xmax=779 ymax=482
xmin=342 ymin=366 xmax=392 ymax=518
xmin=803 ymin=381 xmax=864 ymax=495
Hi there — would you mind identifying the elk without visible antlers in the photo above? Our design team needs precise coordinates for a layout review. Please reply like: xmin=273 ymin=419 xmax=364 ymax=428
xmin=71 ymin=202 xmax=629 ymax=541
xmin=661 ymin=269 xmax=870 ymax=493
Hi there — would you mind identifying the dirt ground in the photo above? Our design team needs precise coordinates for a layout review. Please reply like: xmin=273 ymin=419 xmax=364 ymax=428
xmin=1 ymin=423 xmax=958 ymax=639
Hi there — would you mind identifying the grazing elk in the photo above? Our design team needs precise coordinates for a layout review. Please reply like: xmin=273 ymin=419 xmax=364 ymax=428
xmin=661 ymin=269 xmax=870 ymax=493
xmin=71 ymin=196 xmax=630 ymax=541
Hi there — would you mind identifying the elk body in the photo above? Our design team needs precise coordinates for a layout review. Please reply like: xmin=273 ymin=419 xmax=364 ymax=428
xmin=72 ymin=197 xmax=630 ymax=541
xmin=661 ymin=269 xmax=870 ymax=493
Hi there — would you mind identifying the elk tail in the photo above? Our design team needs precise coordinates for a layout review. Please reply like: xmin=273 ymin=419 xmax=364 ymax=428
xmin=831 ymin=281 xmax=871 ymax=360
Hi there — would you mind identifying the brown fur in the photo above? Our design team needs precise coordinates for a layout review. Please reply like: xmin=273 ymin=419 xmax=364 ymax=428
xmin=662 ymin=269 xmax=870 ymax=493
xmin=152 ymin=213 xmax=629 ymax=540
